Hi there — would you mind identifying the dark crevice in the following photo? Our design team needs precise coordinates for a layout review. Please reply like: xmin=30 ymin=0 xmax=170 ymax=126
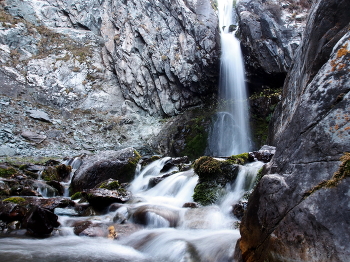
xmin=75 ymin=22 xmax=91 ymax=31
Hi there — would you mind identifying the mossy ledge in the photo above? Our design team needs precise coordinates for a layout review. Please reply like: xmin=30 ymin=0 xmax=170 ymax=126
xmin=304 ymin=152 xmax=350 ymax=198
xmin=121 ymin=150 xmax=141 ymax=180
xmin=192 ymin=154 xmax=247 ymax=205
xmin=0 ymin=166 xmax=17 ymax=178
xmin=3 ymin=197 xmax=26 ymax=204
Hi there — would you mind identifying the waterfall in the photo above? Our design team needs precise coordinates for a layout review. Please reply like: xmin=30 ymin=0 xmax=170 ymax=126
xmin=207 ymin=0 xmax=251 ymax=157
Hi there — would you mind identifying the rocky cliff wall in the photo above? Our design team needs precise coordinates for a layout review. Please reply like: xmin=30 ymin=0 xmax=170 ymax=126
xmin=0 ymin=0 xmax=219 ymax=157
xmin=237 ymin=0 xmax=350 ymax=261
xmin=2 ymin=0 xmax=219 ymax=116
xmin=237 ymin=0 xmax=310 ymax=92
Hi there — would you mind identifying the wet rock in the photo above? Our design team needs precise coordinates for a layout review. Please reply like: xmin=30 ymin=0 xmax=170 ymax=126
xmin=113 ymin=223 xmax=143 ymax=239
xmin=0 ymin=201 xmax=27 ymax=222
xmin=24 ymin=197 xmax=76 ymax=212
xmin=24 ymin=206 xmax=60 ymax=236
xmin=21 ymin=131 xmax=47 ymax=144
xmin=82 ymin=188 xmax=131 ymax=210
xmin=71 ymin=148 xmax=141 ymax=193
xmin=232 ymin=202 xmax=247 ymax=220
xmin=131 ymin=205 xmax=179 ymax=227
xmin=74 ymin=202 xmax=90 ymax=216
xmin=46 ymin=181 xmax=65 ymax=196
xmin=182 ymin=202 xmax=199 ymax=208
xmin=0 ymin=181 xmax=11 ymax=196
xmin=250 ymin=145 xmax=276 ymax=163
xmin=108 ymin=203 xmax=124 ymax=212
xmin=192 ymin=156 xmax=240 ymax=205
xmin=73 ymin=221 xmax=107 ymax=237
xmin=160 ymin=156 xmax=190 ymax=172
xmin=73 ymin=220 xmax=93 ymax=236
xmin=41 ymin=164 xmax=71 ymax=182
xmin=148 ymin=173 xmax=172 ymax=188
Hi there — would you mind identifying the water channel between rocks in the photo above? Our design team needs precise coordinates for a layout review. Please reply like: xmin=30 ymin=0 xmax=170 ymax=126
xmin=0 ymin=157 xmax=263 ymax=262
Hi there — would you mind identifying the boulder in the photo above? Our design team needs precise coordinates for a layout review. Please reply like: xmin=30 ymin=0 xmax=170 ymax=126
xmin=236 ymin=0 xmax=350 ymax=261
xmin=70 ymin=148 xmax=141 ymax=193
xmin=26 ymin=110 xmax=52 ymax=123
xmin=0 ymin=201 xmax=27 ymax=222
xmin=148 ymin=173 xmax=172 ymax=188
xmin=24 ymin=197 xmax=76 ymax=212
xmin=131 ymin=205 xmax=179 ymax=228
xmin=24 ymin=206 xmax=60 ymax=236
xmin=21 ymin=131 xmax=47 ymax=144
xmin=192 ymin=156 xmax=240 ymax=205
xmin=82 ymin=188 xmax=131 ymax=210
xmin=0 ymin=145 xmax=16 ymax=157
xmin=249 ymin=145 xmax=276 ymax=163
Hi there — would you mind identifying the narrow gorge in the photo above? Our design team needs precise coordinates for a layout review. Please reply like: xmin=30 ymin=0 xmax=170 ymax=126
xmin=0 ymin=0 xmax=349 ymax=261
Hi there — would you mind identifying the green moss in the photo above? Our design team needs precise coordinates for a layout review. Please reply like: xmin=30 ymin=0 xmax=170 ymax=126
xmin=227 ymin=153 xmax=249 ymax=165
xmin=99 ymin=180 xmax=120 ymax=190
xmin=42 ymin=167 xmax=59 ymax=182
xmin=304 ymin=152 xmax=350 ymax=198
xmin=120 ymin=150 xmax=141 ymax=181
xmin=71 ymin=192 xmax=82 ymax=200
xmin=183 ymin=133 xmax=208 ymax=161
xmin=0 ymin=167 xmax=17 ymax=178
xmin=182 ymin=118 xmax=208 ymax=160
xmin=3 ymin=197 xmax=26 ymax=204
xmin=193 ymin=182 xmax=224 ymax=206
xmin=193 ymin=156 xmax=222 ymax=180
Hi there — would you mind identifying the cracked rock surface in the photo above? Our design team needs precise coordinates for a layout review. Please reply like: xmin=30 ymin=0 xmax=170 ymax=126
xmin=0 ymin=0 xmax=219 ymax=157
xmin=237 ymin=0 xmax=350 ymax=261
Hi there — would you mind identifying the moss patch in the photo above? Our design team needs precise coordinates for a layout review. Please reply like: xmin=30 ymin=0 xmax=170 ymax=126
xmin=227 ymin=153 xmax=250 ymax=165
xmin=99 ymin=180 xmax=120 ymax=190
xmin=304 ymin=153 xmax=350 ymax=198
xmin=3 ymin=197 xmax=26 ymax=204
xmin=193 ymin=182 xmax=223 ymax=206
xmin=71 ymin=192 xmax=82 ymax=200
xmin=181 ymin=117 xmax=209 ymax=160
xmin=193 ymin=156 xmax=222 ymax=180
xmin=249 ymin=88 xmax=281 ymax=148
xmin=0 ymin=166 xmax=17 ymax=178
xmin=42 ymin=166 xmax=59 ymax=182
xmin=120 ymin=150 xmax=141 ymax=181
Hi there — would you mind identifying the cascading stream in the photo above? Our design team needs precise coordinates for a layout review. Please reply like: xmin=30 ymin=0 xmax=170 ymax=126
xmin=207 ymin=0 xmax=251 ymax=157
xmin=0 ymin=156 xmax=263 ymax=261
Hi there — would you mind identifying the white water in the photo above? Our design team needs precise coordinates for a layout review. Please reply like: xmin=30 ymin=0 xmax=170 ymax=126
xmin=0 ymin=157 xmax=263 ymax=261
xmin=207 ymin=0 xmax=251 ymax=156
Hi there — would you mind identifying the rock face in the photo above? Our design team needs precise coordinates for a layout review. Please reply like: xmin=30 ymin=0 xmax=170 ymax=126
xmin=0 ymin=0 xmax=219 ymax=157
xmin=237 ymin=0 xmax=350 ymax=261
xmin=237 ymin=0 xmax=310 ymax=91
xmin=70 ymin=148 xmax=141 ymax=193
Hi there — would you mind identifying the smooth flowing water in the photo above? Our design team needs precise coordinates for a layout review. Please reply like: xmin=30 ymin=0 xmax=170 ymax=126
xmin=207 ymin=0 xmax=251 ymax=157
xmin=0 ymin=158 xmax=264 ymax=262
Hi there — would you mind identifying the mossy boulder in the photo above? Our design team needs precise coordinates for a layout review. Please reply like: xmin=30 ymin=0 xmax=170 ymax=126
xmin=42 ymin=164 xmax=72 ymax=182
xmin=227 ymin=153 xmax=250 ymax=165
xmin=193 ymin=182 xmax=225 ymax=206
xmin=70 ymin=148 xmax=141 ymax=194
xmin=3 ymin=197 xmax=26 ymax=204
xmin=98 ymin=179 xmax=120 ymax=190
xmin=0 ymin=165 xmax=17 ymax=178
xmin=82 ymin=188 xmax=131 ymax=210
xmin=192 ymin=156 xmax=241 ymax=205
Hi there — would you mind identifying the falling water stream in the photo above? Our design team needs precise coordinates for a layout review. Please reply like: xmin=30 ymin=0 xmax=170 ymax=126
xmin=207 ymin=0 xmax=251 ymax=157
